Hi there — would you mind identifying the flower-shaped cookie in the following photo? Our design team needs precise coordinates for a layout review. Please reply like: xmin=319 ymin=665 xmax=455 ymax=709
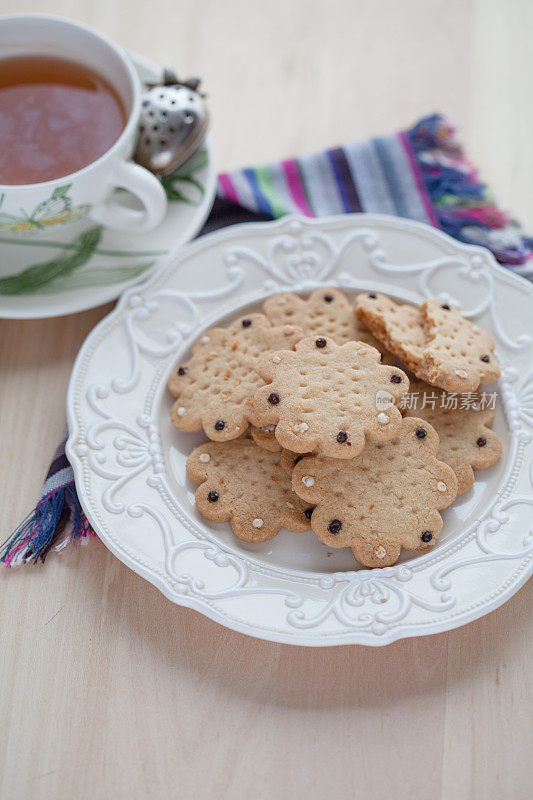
xmin=263 ymin=288 xmax=382 ymax=348
xmin=186 ymin=439 xmax=311 ymax=541
xmin=251 ymin=336 xmax=409 ymax=458
xmin=250 ymin=423 xmax=281 ymax=452
xmin=404 ymin=378 xmax=502 ymax=494
xmin=292 ymin=416 xmax=458 ymax=567
xmin=355 ymin=292 xmax=425 ymax=373
xmin=168 ymin=313 xmax=303 ymax=441
xmin=421 ymin=298 xmax=500 ymax=392
xmin=355 ymin=293 xmax=500 ymax=392
xmin=279 ymin=448 xmax=313 ymax=475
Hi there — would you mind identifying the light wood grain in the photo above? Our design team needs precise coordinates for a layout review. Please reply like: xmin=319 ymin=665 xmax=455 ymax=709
xmin=1 ymin=2 xmax=532 ymax=799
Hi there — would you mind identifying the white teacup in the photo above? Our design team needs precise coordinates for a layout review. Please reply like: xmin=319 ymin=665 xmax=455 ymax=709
xmin=0 ymin=14 xmax=167 ymax=234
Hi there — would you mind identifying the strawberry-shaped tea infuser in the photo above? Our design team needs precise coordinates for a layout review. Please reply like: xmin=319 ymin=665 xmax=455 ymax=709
xmin=134 ymin=68 xmax=209 ymax=177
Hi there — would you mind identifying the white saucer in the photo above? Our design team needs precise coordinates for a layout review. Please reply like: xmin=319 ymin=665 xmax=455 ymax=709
xmin=0 ymin=53 xmax=216 ymax=319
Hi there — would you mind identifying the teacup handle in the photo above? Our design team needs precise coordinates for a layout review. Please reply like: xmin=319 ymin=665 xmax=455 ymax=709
xmin=90 ymin=161 xmax=167 ymax=233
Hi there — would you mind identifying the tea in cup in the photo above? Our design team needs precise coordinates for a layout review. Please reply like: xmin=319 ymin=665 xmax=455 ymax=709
xmin=0 ymin=14 xmax=167 ymax=233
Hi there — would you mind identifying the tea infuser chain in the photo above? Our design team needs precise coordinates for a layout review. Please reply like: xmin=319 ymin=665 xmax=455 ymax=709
xmin=151 ymin=68 xmax=205 ymax=96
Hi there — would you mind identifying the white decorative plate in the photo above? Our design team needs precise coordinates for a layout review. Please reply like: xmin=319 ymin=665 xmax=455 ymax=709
xmin=66 ymin=214 xmax=533 ymax=646
xmin=0 ymin=53 xmax=216 ymax=319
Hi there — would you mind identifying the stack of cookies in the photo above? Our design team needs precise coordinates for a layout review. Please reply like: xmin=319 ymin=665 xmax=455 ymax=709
xmin=169 ymin=288 xmax=502 ymax=568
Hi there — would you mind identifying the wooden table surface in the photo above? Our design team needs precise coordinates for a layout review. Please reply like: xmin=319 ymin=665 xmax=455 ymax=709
xmin=1 ymin=2 xmax=532 ymax=798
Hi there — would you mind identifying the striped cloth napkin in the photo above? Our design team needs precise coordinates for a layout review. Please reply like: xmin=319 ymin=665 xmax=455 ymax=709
xmin=3 ymin=113 xmax=532 ymax=566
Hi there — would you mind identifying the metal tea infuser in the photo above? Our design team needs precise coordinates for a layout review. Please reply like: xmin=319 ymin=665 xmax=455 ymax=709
xmin=134 ymin=68 xmax=209 ymax=177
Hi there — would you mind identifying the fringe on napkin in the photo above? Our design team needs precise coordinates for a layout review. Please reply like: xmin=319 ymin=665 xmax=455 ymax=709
xmin=1 ymin=434 xmax=94 ymax=566
xmin=405 ymin=114 xmax=533 ymax=271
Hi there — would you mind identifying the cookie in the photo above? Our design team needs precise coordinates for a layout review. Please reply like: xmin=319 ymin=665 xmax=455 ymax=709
xmin=292 ymin=416 xmax=458 ymax=567
xmin=263 ymin=288 xmax=383 ymax=349
xmin=186 ymin=439 xmax=312 ymax=541
xmin=354 ymin=292 xmax=425 ymax=374
xmin=168 ymin=313 xmax=303 ymax=441
xmin=250 ymin=423 xmax=281 ymax=452
xmin=279 ymin=448 xmax=313 ymax=475
xmin=404 ymin=378 xmax=502 ymax=494
xmin=252 ymin=336 xmax=409 ymax=458
xmin=420 ymin=298 xmax=500 ymax=392
xmin=354 ymin=293 xmax=500 ymax=393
